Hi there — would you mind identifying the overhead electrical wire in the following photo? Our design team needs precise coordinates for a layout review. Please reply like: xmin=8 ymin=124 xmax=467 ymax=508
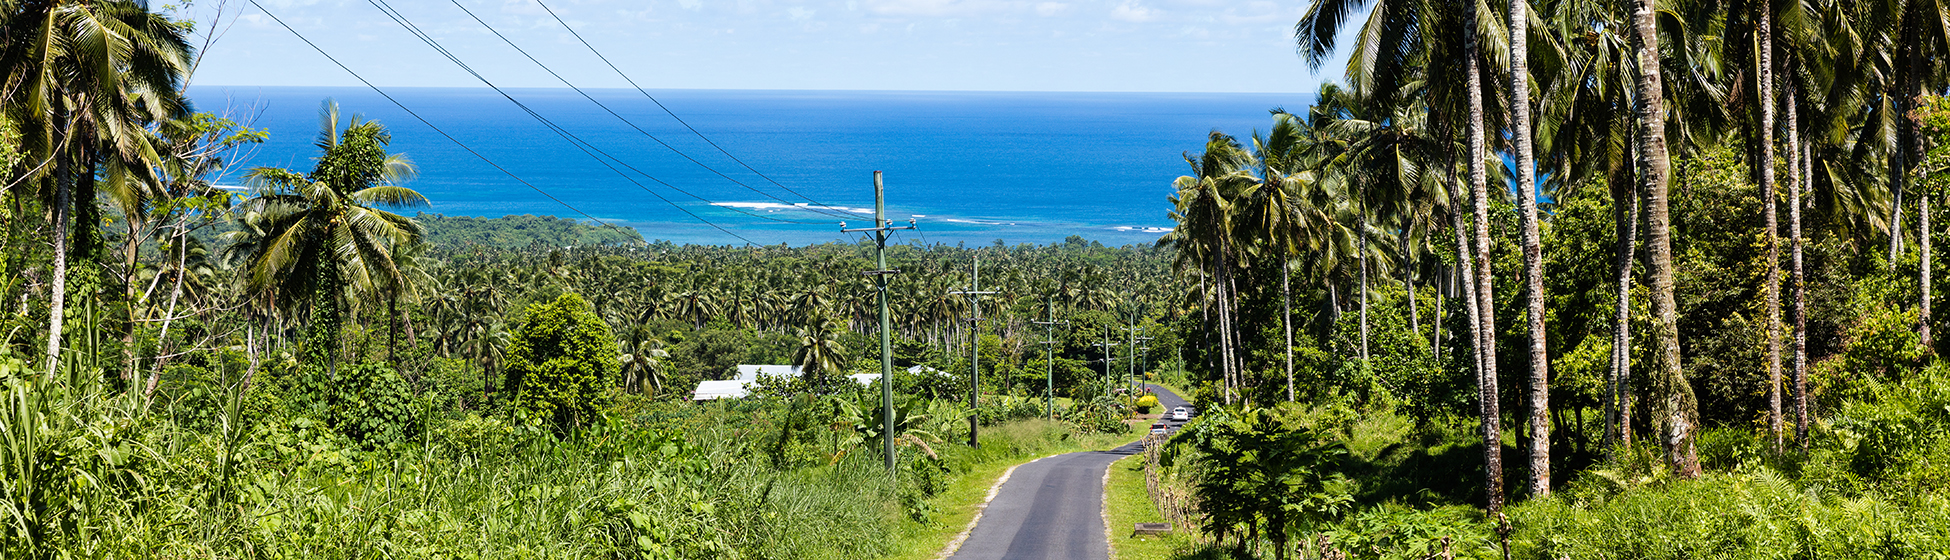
xmin=531 ymin=0 xmax=857 ymax=216
xmin=451 ymin=0 xmax=860 ymax=221
xmin=244 ymin=0 xmax=626 ymax=235
xmin=367 ymin=0 xmax=793 ymax=232
xmin=364 ymin=0 xmax=769 ymax=243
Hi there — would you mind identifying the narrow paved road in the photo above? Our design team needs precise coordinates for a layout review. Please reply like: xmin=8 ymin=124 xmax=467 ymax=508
xmin=949 ymin=384 xmax=1190 ymax=560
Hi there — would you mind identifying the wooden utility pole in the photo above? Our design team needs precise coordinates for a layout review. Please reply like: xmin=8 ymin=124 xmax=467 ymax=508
xmin=949 ymin=257 xmax=997 ymax=448
xmin=1033 ymin=296 xmax=1069 ymax=419
xmin=840 ymin=171 xmax=915 ymax=471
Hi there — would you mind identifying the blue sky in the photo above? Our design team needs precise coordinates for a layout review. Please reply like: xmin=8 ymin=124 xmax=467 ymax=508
xmin=184 ymin=0 xmax=1360 ymax=93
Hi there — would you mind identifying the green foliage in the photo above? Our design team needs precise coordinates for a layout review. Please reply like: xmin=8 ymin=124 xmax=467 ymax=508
xmin=1185 ymin=405 xmax=1353 ymax=558
xmin=1513 ymin=473 xmax=1950 ymax=559
xmin=504 ymin=293 xmax=617 ymax=429
xmin=326 ymin=362 xmax=420 ymax=448
xmin=416 ymin=212 xmax=645 ymax=248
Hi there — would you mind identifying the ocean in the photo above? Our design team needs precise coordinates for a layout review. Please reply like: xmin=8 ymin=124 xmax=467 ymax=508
xmin=185 ymin=86 xmax=1311 ymax=247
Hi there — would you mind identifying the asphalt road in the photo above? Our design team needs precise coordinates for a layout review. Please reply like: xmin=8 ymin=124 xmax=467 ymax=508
xmin=949 ymin=384 xmax=1191 ymax=560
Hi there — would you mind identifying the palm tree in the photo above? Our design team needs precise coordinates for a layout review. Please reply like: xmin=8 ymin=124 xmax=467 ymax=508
xmin=2 ymin=0 xmax=191 ymax=377
xmin=618 ymin=331 xmax=669 ymax=395
xmin=1160 ymin=132 xmax=1258 ymax=404
xmin=1244 ymin=112 xmax=1317 ymax=402
xmin=1633 ymin=0 xmax=1703 ymax=477
xmin=793 ymin=315 xmax=847 ymax=390
xmin=1505 ymin=0 xmax=1554 ymax=497
xmin=224 ymin=100 xmax=426 ymax=374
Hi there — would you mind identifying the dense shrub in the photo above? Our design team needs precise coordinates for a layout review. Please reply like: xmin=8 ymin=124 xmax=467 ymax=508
xmin=327 ymin=362 xmax=420 ymax=448
xmin=503 ymin=293 xmax=617 ymax=429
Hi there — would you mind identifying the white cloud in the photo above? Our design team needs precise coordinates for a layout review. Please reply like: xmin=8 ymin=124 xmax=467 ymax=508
xmin=678 ymin=0 xmax=703 ymax=10
xmin=1034 ymin=2 xmax=1067 ymax=16
xmin=788 ymin=6 xmax=815 ymax=20
xmin=1109 ymin=2 xmax=1159 ymax=22
xmin=861 ymin=0 xmax=1012 ymax=17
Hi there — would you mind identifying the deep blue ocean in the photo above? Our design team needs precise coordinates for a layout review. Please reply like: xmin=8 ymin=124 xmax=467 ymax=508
xmin=185 ymin=87 xmax=1311 ymax=246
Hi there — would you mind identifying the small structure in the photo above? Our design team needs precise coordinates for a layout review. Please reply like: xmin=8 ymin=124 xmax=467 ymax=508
xmin=691 ymin=379 xmax=752 ymax=401
xmin=1132 ymin=522 xmax=1172 ymax=537
xmin=692 ymin=364 xmax=878 ymax=401
xmin=735 ymin=364 xmax=801 ymax=382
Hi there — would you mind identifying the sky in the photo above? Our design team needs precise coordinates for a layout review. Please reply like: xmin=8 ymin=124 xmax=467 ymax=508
xmin=183 ymin=0 xmax=1360 ymax=93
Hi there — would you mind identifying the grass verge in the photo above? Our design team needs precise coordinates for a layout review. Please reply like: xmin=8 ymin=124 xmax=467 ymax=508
xmin=1105 ymin=453 xmax=1194 ymax=560
xmin=882 ymin=420 xmax=1141 ymax=560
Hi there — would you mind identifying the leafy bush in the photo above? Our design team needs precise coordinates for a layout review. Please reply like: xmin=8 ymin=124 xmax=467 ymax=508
xmin=503 ymin=293 xmax=617 ymax=429
xmin=326 ymin=362 xmax=420 ymax=448
xmin=1136 ymin=393 xmax=1161 ymax=413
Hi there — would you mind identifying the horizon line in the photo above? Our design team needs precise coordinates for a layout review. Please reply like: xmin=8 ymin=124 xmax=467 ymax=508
xmin=184 ymin=84 xmax=1325 ymax=96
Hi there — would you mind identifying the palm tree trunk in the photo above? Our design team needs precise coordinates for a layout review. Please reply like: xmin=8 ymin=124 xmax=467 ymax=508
xmin=1284 ymin=257 xmax=1294 ymax=402
xmin=1360 ymin=227 xmax=1370 ymax=366
xmin=1759 ymin=4 xmax=1784 ymax=453
xmin=45 ymin=151 xmax=73 ymax=379
xmin=1609 ymin=139 xmax=1640 ymax=451
xmin=1796 ymin=141 xmax=1811 ymax=450
xmin=1510 ymin=0 xmax=1551 ymax=497
xmin=1465 ymin=0 xmax=1505 ymax=515
xmin=1922 ymin=184 xmax=1933 ymax=348
xmin=1403 ymin=233 xmax=1424 ymax=354
xmin=1908 ymin=11 xmax=1932 ymax=349
xmin=1635 ymin=0 xmax=1702 ymax=478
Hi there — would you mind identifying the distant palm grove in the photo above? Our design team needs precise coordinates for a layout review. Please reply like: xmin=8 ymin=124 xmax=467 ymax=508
xmin=4 ymin=0 xmax=1950 ymax=558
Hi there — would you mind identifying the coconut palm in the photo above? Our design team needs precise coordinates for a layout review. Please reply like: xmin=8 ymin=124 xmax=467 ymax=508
xmin=223 ymin=100 xmax=426 ymax=373
xmin=793 ymin=315 xmax=847 ymax=390
xmin=2 ymin=0 xmax=192 ymax=377
xmin=1632 ymin=0 xmax=1703 ymax=477
xmin=618 ymin=333 xmax=669 ymax=395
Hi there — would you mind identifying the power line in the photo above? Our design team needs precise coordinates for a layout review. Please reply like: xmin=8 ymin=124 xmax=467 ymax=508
xmin=450 ymin=0 xmax=860 ymax=221
xmin=533 ymin=0 xmax=854 ymax=215
xmin=366 ymin=0 xmax=765 ymax=243
xmin=245 ymin=0 xmax=623 ymax=234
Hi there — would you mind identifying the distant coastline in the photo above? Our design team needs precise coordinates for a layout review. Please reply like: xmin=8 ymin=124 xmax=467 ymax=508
xmin=189 ymin=86 xmax=1303 ymax=247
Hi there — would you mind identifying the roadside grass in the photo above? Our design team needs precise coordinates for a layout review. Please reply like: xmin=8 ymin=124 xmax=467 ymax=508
xmin=883 ymin=419 xmax=1141 ymax=560
xmin=1106 ymin=453 xmax=1195 ymax=560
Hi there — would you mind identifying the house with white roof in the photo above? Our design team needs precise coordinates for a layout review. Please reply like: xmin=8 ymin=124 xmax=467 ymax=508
xmin=692 ymin=364 xmax=878 ymax=400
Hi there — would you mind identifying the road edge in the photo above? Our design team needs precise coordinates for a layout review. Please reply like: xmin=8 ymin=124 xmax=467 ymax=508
xmin=932 ymin=452 xmax=1063 ymax=560
xmin=1101 ymin=458 xmax=1116 ymax=558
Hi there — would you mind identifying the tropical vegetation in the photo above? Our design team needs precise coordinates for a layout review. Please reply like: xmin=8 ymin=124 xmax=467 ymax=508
xmin=5 ymin=0 xmax=1950 ymax=558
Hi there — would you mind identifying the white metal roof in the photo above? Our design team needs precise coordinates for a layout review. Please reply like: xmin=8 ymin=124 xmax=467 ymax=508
xmin=735 ymin=364 xmax=802 ymax=382
xmin=692 ymin=379 xmax=753 ymax=401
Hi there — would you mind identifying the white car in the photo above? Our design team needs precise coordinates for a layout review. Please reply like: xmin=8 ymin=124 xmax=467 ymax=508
xmin=1171 ymin=409 xmax=1189 ymax=421
xmin=1149 ymin=422 xmax=1169 ymax=435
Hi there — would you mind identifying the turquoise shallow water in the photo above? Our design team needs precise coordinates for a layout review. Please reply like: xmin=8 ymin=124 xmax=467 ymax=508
xmin=187 ymin=86 xmax=1309 ymax=246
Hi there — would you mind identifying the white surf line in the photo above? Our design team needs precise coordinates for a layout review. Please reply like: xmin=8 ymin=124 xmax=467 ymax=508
xmin=933 ymin=452 xmax=1068 ymax=560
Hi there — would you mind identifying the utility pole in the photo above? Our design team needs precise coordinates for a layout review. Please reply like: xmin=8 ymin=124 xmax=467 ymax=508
xmin=840 ymin=171 xmax=916 ymax=473
xmin=948 ymin=257 xmax=997 ymax=448
xmin=1093 ymin=327 xmax=1120 ymax=387
xmin=1032 ymin=296 xmax=1069 ymax=419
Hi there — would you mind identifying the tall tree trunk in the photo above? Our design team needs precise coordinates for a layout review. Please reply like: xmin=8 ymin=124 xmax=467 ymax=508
xmin=1923 ymin=185 xmax=1933 ymax=349
xmin=1284 ymin=257 xmax=1294 ymax=402
xmin=1635 ymin=0 xmax=1702 ymax=477
xmin=1510 ymin=0 xmax=1551 ymax=497
xmin=1759 ymin=4 xmax=1784 ymax=453
xmin=146 ymin=228 xmax=190 ymax=400
xmin=1796 ymin=141 xmax=1811 ymax=450
xmin=45 ymin=161 xmax=71 ymax=379
xmin=1465 ymin=0 xmax=1505 ymax=516
xmin=1361 ymin=225 xmax=1371 ymax=366
xmin=1404 ymin=233 xmax=1425 ymax=354
xmin=1908 ymin=7 xmax=1931 ymax=350
xmin=1609 ymin=139 xmax=1640 ymax=451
